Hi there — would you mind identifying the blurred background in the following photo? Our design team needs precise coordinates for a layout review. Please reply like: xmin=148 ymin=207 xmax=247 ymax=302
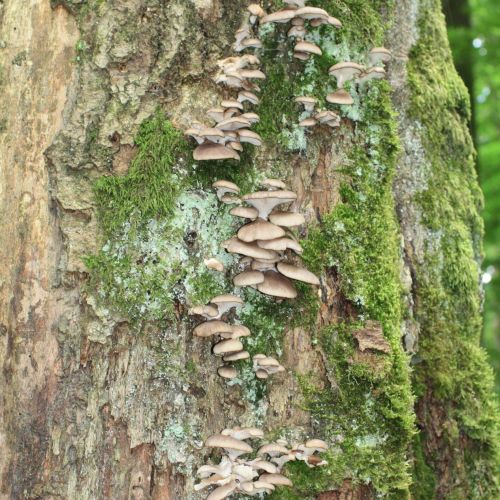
xmin=443 ymin=0 xmax=499 ymax=391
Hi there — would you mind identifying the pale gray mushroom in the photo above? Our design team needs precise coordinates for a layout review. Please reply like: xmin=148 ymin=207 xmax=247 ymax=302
xmin=241 ymin=112 xmax=260 ymax=124
xmin=253 ymin=355 xmax=286 ymax=376
xmin=206 ymin=480 xmax=238 ymax=500
xmin=223 ymin=237 xmax=279 ymax=260
xmin=193 ymin=320 xmax=234 ymax=338
xmin=257 ymin=237 xmax=303 ymax=253
xmin=216 ymin=116 xmax=251 ymax=131
xmin=277 ymin=262 xmax=320 ymax=285
xmin=259 ymin=473 xmax=293 ymax=487
xmin=222 ymin=324 xmax=251 ymax=340
xmin=241 ymin=38 xmax=263 ymax=50
xmin=356 ymin=66 xmax=386 ymax=85
xmin=189 ymin=304 xmax=219 ymax=319
xmin=218 ymin=366 xmax=238 ymax=379
xmin=234 ymin=24 xmax=252 ymax=52
xmin=368 ymin=47 xmax=392 ymax=66
xmin=228 ymin=141 xmax=244 ymax=152
xmin=291 ymin=16 xmax=305 ymax=26
xmin=230 ymin=206 xmax=259 ymax=220
xmin=310 ymin=16 xmax=342 ymax=28
xmin=248 ymin=4 xmax=266 ymax=24
xmin=326 ymin=88 xmax=354 ymax=105
xmin=194 ymin=143 xmax=240 ymax=161
xmin=220 ymin=194 xmax=241 ymax=205
xmin=251 ymin=257 xmax=281 ymax=272
xmin=221 ymin=427 xmax=264 ymax=440
xmin=247 ymin=459 xmax=278 ymax=474
xmin=238 ymin=129 xmax=262 ymax=146
xmin=257 ymin=271 xmax=297 ymax=298
xmin=246 ymin=481 xmax=275 ymax=496
xmin=213 ymin=339 xmax=244 ymax=355
xmin=294 ymin=41 xmax=322 ymax=56
xmin=315 ymin=110 xmax=341 ymax=127
xmin=293 ymin=51 xmax=310 ymax=61
xmin=242 ymin=190 xmax=297 ymax=219
xmin=204 ymin=257 xmax=225 ymax=272
xmin=185 ymin=127 xmax=205 ymax=144
xmin=223 ymin=350 xmax=250 ymax=362
xmin=205 ymin=434 xmax=253 ymax=458
xmin=261 ymin=9 xmax=296 ymax=24
xmin=221 ymin=99 xmax=244 ymax=110
xmin=287 ymin=25 xmax=307 ymax=38
xmin=239 ymin=68 xmax=266 ymax=80
xmin=210 ymin=294 xmax=244 ymax=317
xmin=238 ymin=219 xmax=286 ymax=242
xmin=261 ymin=178 xmax=287 ymax=190
xmin=329 ymin=62 xmax=365 ymax=88
xmin=238 ymin=90 xmax=260 ymax=105
xmin=207 ymin=107 xmax=226 ymax=123
xmin=299 ymin=117 xmax=317 ymax=127
xmin=257 ymin=443 xmax=290 ymax=457
xmin=212 ymin=180 xmax=240 ymax=200
xmin=269 ymin=211 xmax=306 ymax=227
xmin=295 ymin=6 xmax=331 ymax=21
xmin=197 ymin=456 xmax=232 ymax=479
xmin=215 ymin=72 xmax=245 ymax=88
xmin=295 ymin=96 xmax=317 ymax=112
xmin=233 ymin=270 xmax=265 ymax=287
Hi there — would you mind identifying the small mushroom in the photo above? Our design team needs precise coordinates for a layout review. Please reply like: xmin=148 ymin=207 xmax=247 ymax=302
xmin=368 ymin=47 xmax=392 ymax=66
xmin=241 ymin=38 xmax=263 ymax=50
xmin=257 ymin=443 xmax=290 ymax=457
xmin=238 ymin=90 xmax=260 ymax=105
xmin=315 ymin=110 xmax=340 ymax=127
xmin=216 ymin=116 xmax=251 ymax=131
xmin=242 ymin=190 xmax=297 ymax=219
xmin=261 ymin=178 xmax=287 ymax=190
xmin=299 ymin=117 xmax=317 ymax=127
xmin=310 ymin=16 xmax=342 ymax=28
xmin=238 ymin=219 xmax=286 ymax=243
xmin=224 ymin=237 xmax=279 ymax=260
xmin=277 ymin=262 xmax=320 ymax=285
xmin=294 ymin=41 xmax=322 ymax=56
xmin=241 ymin=112 xmax=260 ymax=124
xmin=257 ymin=271 xmax=297 ymax=299
xmin=295 ymin=96 xmax=317 ymax=113
xmin=326 ymin=88 xmax=354 ymax=105
xmin=329 ymin=61 xmax=365 ymax=88
xmin=295 ymin=6 xmax=330 ymax=20
xmin=237 ymin=129 xmax=262 ymax=146
xmin=287 ymin=25 xmax=307 ymax=38
xmin=233 ymin=270 xmax=265 ymax=287
xmin=210 ymin=294 xmax=244 ymax=316
xmin=213 ymin=338 xmax=244 ymax=355
xmin=221 ymin=99 xmax=244 ymax=110
xmin=193 ymin=320 xmax=233 ymax=338
xmin=218 ymin=366 xmax=238 ymax=379
xmin=206 ymin=480 xmax=238 ymax=500
xmin=293 ymin=51 xmax=310 ymax=61
xmin=212 ymin=180 xmax=240 ymax=200
xmin=257 ymin=237 xmax=303 ymax=253
xmin=248 ymin=4 xmax=266 ymax=24
xmin=223 ymin=350 xmax=250 ymax=362
xmin=207 ymin=107 xmax=226 ymax=123
xmin=258 ymin=473 xmax=293 ymax=487
xmin=269 ymin=211 xmax=306 ymax=227
xmin=230 ymin=206 xmax=259 ymax=220
xmin=189 ymin=304 xmax=219 ymax=319
xmin=194 ymin=143 xmax=240 ymax=161
xmin=261 ymin=9 xmax=296 ymax=24
xmin=204 ymin=258 xmax=225 ymax=272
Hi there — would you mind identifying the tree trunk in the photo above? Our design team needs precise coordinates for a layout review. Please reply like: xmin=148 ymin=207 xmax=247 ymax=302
xmin=0 ymin=1 xmax=497 ymax=499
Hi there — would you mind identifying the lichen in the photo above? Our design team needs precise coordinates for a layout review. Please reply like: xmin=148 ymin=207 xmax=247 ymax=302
xmin=406 ymin=0 xmax=500 ymax=496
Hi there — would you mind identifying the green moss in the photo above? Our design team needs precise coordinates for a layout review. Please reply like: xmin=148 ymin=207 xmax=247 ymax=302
xmin=406 ymin=0 xmax=500 ymax=496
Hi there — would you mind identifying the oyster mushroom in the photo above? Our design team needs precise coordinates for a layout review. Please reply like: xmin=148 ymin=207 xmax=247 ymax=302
xmin=329 ymin=61 xmax=365 ymax=88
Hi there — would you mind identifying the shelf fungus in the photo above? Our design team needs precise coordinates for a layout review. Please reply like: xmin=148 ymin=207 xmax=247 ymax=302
xmin=329 ymin=61 xmax=365 ymax=88
xmin=253 ymin=354 xmax=286 ymax=378
xmin=368 ymin=46 xmax=392 ymax=66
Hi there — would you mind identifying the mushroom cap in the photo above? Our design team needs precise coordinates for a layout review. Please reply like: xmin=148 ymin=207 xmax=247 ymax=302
xmin=261 ymin=178 xmax=287 ymax=190
xmin=242 ymin=190 xmax=297 ymax=219
xmin=295 ymin=6 xmax=330 ymax=20
xmin=238 ymin=219 xmax=286 ymax=242
xmin=257 ymin=271 xmax=298 ymax=299
xmin=189 ymin=304 xmax=219 ymax=318
xmin=257 ymin=443 xmax=290 ymax=456
xmin=315 ymin=110 xmax=340 ymax=125
xmin=205 ymin=434 xmax=253 ymax=452
xmin=216 ymin=116 xmax=251 ymax=131
xmin=299 ymin=118 xmax=317 ymax=127
xmin=369 ymin=46 xmax=392 ymax=65
xmin=213 ymin=339 xmax=244 ymax=355
xmin=310 ymin=16 xmax=342 ymax=28
xmin=259 ymin=473 xmax=293 ymax=486
xmin=238 ymin=129 xmax=262 ymax=146
xmin=287 ymin=25 xmax=307 ymax=38
xmin=295 ymin=41 xmax=322 ymax=56
xmin=228 ymin=141 xmax=243 ymax=152
xmin=193 ymin=320 xmax=233 ymax=337
xmin=220 ymin=194 xmax=241 ymax=205
xmin=256 ymin=356 xmax=281 ymax=367
xmin=210 ymin=294 xmax=244 ymax=306
xmin=222 ymin=427 xmax=264 ymax=440
xmin=326 ymin=88 xmax=354 ymax=105
xmin=241 ymin=38 xmax=263 ymax=49
xmin=223 ymin=350 xmax=250 ymax=362
xmin=250 ymin=460 xmax=278 ymax=474
xmin=204 ymin=258 xmax=225 ymax=272
xmin=257 ymin=237 xmax=303 ymax=253
xmin=293 ymin=51 xmax=310 ymax=61
xmin=277 ymin=262 xmax=320 ymax=285
xmin=218 ymin=366 xmax=238 ymax=379
xmin=206 ymin=480 xmax=238 ymax=500
xmin=221 ymin=99 xmax=243 ymax=110
xmin=230 ymin=206 xmax=259 ymax=220
xmin=238 ymin=90 xmax=260 ymax=104
xmin=357 ymin=66 xmax=386 ymax=84
xmin=224 ymin=237 xmax=279 ymax=260
xmin=233 ymin=270 xmax=265 ymax=287
xmin=207 ymin=107 xmax=226 ymax=122
xmin=256 ymin=369 xmax=269 ymax=379
xmin=261 ymin=9 xmax=296 ymax=24
xmin=295 ymin=96 xmax=317 ymax=106
xmin=328 ymin=62 xmax=365 ymax=86
xmin=240 ymin=69 xmax=266 ymax=80
xmin=194 ymin=143 xmax=240 ymax=161
xmin=248 ymin=4 xmax=265 ymax=17
xmin=212 ymin=179 xmax=240 ymax=194
xmin=241 ymin=112 xmax=260 ymax=124
xmin=269 ymin=211 xmax=306 ymax=227
xmin=305 ymin=438 xmax=328 ymax=450
xmin=220 ymin=324 xmax=251 ymax=340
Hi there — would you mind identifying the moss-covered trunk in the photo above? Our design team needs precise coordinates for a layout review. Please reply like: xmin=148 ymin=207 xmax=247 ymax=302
xmin=0 ymin=1 xmax=497 ymax=498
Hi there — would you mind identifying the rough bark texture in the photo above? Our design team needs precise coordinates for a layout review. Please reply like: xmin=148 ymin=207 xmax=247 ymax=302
xmin=0 ymin=1 xmax=498 ymax=499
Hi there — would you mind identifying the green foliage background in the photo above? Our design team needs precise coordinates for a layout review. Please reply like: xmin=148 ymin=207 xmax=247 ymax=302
xmin=446 ymin=0 xmax=500 ymax=391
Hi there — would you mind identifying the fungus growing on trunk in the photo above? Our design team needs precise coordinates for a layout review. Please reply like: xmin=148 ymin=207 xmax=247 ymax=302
xmin=329 ymin=61 xmax=365 ymax=88
xmin=368 ymin=46 xmax=392 ymax=66
xmin=327 ymin=88 xmax=354 ymax=105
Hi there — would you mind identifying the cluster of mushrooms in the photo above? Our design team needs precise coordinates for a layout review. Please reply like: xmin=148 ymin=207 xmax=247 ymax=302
xmin=215 ymin=178 xmax=320 ymax=299
xmin=184 ymin=4 xmax=268 ymax=161
xmin=196 ymin=428 xmax=328 ymax=499
xmin=297 ymin=46 xmax=393 ymax=129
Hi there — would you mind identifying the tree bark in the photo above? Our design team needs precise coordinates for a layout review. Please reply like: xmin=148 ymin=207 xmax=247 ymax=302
xmin=0 ymin=1 xmax=497 ymax=499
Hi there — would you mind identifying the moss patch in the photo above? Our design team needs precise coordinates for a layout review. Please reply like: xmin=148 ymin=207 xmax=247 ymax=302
xmin=406 ymin=0 xmax=500 ymax=496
